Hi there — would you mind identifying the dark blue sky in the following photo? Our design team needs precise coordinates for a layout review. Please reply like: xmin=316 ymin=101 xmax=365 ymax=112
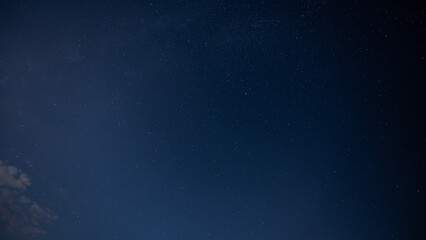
xmin=1 ymin=0 xmax=425 ymax=239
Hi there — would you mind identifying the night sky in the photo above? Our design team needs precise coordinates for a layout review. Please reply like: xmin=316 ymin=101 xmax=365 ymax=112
xmin=1 ymin=0 xmax=425 ymax=239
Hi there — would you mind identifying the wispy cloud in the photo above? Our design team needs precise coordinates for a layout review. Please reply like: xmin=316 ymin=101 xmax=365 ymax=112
xmin=0 ymin=161 xmax=31 ymax=190
xmin=0 ymin=160 xmax=57 ymax=234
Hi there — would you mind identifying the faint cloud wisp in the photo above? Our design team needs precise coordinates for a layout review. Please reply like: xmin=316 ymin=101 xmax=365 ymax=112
xmin=0 ymin=160 xmax=57 ymax=234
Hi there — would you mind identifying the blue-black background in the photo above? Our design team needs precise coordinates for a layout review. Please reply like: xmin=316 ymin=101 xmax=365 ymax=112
xmin=1 ymin=0 xmax=425 ymax=239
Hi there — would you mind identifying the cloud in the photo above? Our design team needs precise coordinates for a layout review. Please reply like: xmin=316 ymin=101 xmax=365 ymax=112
xmin=0 ymin=161 xmax=57 ymax=234
xmin=0 ymin=161 xmax=31 ymax=190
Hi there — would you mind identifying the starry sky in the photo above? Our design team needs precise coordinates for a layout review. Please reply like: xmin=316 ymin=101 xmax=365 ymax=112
xmin=1 ymin=0 xmax=425 ymax=239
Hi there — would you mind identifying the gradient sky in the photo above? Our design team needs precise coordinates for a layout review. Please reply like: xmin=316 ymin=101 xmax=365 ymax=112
xmin=1 ymin=0 xmax=425 ymax=239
